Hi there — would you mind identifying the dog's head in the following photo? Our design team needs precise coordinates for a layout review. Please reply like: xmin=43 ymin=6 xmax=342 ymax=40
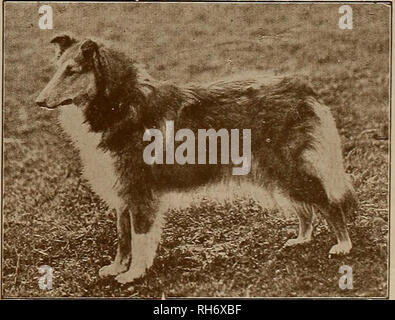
xmin=36 ymin=34 xmax=148 ymax=133
xmin=36 ymin=34 xmax=101 ymax=110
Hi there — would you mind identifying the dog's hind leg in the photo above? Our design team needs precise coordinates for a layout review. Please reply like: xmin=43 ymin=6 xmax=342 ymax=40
xmin=115 ymin=203 xmax=165 ymax=284
xmin=298 ymin=99 xmax=357 ymax=255
xmin=318 ymin=198 xmax=354 ymax=256
xmin=271 ymin=190 xmax=315 ymax=247
xmin=99 ymin=206 xmax=131 ymax=277
xmin=284 ymin=203 xmax=315 ymax=247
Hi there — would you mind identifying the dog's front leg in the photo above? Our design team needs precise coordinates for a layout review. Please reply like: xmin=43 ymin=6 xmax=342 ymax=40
xmin=115 ymin=206 xmax=164 ymax=284
xmin=99 ymin=207 xmax=131 ymax=277
xmin=284 ymin=204 xmax=314 ymax=247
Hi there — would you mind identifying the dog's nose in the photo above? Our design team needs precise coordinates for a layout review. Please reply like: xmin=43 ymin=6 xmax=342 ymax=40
xmin=35 ymin=100 xmax=48 ymax=108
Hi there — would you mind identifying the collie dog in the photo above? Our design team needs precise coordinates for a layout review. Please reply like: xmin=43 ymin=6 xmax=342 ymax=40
xmin=36 ymin=34 xmax=357 ymax=284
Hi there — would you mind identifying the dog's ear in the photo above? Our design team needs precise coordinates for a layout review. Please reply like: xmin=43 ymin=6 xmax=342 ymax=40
xmin=80 ymin=39 xmax=99 ymax=60
xmin=50 ymin=34 xmax=76 ymax=57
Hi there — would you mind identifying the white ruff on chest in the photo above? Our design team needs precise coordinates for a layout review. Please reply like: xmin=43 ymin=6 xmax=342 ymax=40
xmin=58 ymin=106 xmax=122 ymax=211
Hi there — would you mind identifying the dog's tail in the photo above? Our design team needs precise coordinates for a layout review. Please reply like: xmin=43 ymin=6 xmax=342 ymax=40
xmin=301 ymin=97 xmax=358 ymax=219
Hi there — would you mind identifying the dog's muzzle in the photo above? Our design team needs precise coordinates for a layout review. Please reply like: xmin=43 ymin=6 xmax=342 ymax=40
xmin=35 ymin=99 xmax=73 ymax=109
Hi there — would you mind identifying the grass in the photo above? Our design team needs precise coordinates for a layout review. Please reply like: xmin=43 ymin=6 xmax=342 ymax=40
xmin=2 ymin=3 xmax=390 ymax=297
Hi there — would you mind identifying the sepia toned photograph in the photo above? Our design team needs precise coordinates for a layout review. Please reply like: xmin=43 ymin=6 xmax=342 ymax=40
xmin=1 ymin=1 xmax=390 ymax=298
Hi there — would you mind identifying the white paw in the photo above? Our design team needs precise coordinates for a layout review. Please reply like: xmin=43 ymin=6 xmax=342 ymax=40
xmin=115 ymin=264 xmax=146 ymax=284
xmin=284 ymin=237 xmax=311 ymax=247
xmin=329 ymin=242 xmax=352 ymax=257
xmin=99 ymin=263 xmax=128 ymax=277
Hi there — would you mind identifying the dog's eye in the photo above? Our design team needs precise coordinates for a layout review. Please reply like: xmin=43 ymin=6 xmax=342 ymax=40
xmin=65 ymin=65 xmax=78 ymax=76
